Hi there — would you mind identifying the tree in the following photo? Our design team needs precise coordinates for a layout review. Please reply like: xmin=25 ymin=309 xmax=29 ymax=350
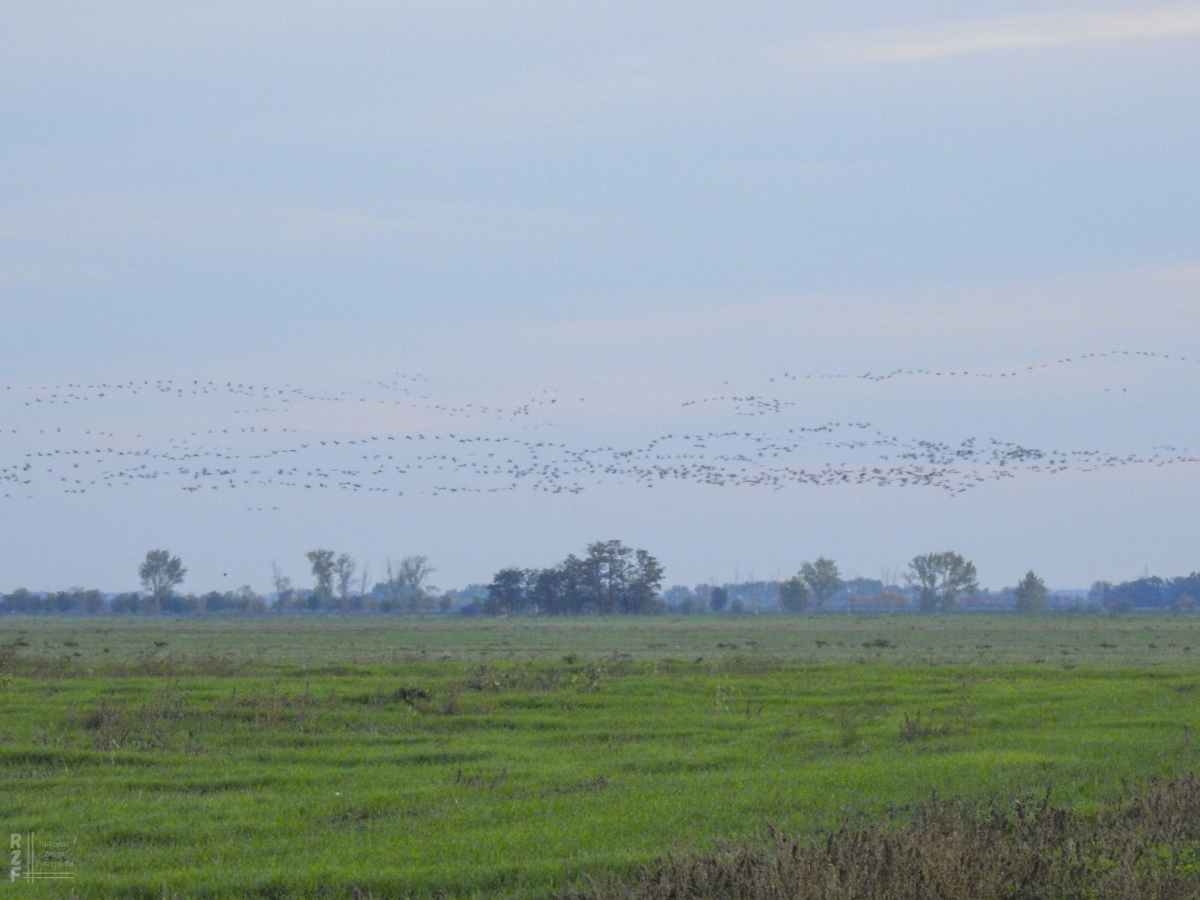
xmin=385 ymin=555 xmax=435 ymax=615
xmin=527 ymin=566 xmax=567 ymax=615
xmin=584 ymin=540 xmax=632 ymax=615
xmin=800 ymin=558 xmax=841 ymax=611
xmin=512 ymin=542 xmax=664 ymax=616
xmin=333 ymin=553 xmax=356 ymax=607
xmin=79 ymin=588 xmax=104 ymax=615
xmin=271 ymin=560 xmax=294 ymax=608
xmin=111 ymin=592 xmax=141 ymax=614
xmin=544 ymin=554 xmax=590 ymax=615
xmin=1105 ymin=576 xmax=1166 ymax=611
xmin=485 ymin=568 xmax=527 ymax=616
xmin=709 ymin=586 xmax=729 ymax=613
xmin=1014 ymin=571 xmax=1047 ymax=614
xmin=306 ymin=550 xmax=336 ymax=607
xmin=576 ymin=540 xmax=664 ymax=615
xmin=778 ymin=576 xmax=810 ymax=613
xmin=1088 ymin=581 xmax=1112 ymax=609
xmin=906 ymin=551 xmax=978 ymax=613
xmin=139 ymin=550 xmax=186 ymax=605
xmin=628 ymin=549 xmax=666 ymax=614
xmin=236 ymin=585 xmax=268 ymax=614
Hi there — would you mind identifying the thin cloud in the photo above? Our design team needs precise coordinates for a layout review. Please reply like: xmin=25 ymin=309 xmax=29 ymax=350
xmin=0 ymin=196 xmax=443 ymax=243
xmin=837 ymin=6 xmax=1200 ymax=62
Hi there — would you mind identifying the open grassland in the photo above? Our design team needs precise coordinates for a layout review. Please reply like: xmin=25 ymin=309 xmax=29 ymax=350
xmin=8 ymin=613 xmax=1200 ymax=669
xmin=0 ymin=615 xmax=1198 ymax=898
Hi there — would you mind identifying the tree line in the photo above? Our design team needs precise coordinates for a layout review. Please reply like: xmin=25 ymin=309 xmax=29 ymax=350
xmin=1089 ymin=574 xmax=1200 ymax=613
xmin=271 ymin=552 xmax=439 ymax=614
xmin=480 ymin=540 xmax=664 ymax=616
xmin=1 ymin=544 xmax=1196 ymax=616
xmin=0 ymin=549 xmax=442 ymax=616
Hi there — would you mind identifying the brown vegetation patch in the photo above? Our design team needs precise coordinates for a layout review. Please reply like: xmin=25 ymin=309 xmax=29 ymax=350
xmin=561 ymin=774 xmax=1200 ymax=900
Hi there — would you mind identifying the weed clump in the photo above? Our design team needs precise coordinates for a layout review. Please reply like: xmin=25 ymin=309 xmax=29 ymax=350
xmin=459 ymin=662 xmax=608 ymax=693
xmin=560 ymin=774 xmax=1200 ymax=900
xmin=390 ymin=686 xmax=432 ymax=706
xmin=898 ymin=710 xmax=960 ymax=741
xmin=81 ymin=686 xmax=196 ymax=753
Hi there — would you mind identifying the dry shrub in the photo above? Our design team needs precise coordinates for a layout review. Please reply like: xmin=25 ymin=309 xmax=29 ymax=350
xmin=390 ymin=686 xmax=433 ymax=706
xmin=0 ymin=645 xmax=260 ymax=679
xmin=560 ymin=774 xmax=1200 ymax=900
xmin=703 ymin=656 xmax=784 ymax=676
xmin=898 ymin=710 xmax=962 ymax=742
xmin=346 ymin=683 xmax=460 ymax=715
xmin=82 ymin=685 xmax=194 ymax=752
xmin=900 ymin=681 xmax=976 ymax=742
xmin=216 ymin=684 xmax=321 ymax=731
xmin=460 ymin=662 xmax=607 ymax=693
xmin=126 ymin=651 xmax=259 ymax=677
xmin=0 ymin=641 xmax=23 ymax=674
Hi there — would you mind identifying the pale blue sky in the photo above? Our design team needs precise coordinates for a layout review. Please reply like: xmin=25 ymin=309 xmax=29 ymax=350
xmin=2 ymin=3 xmax=1199 ymax=593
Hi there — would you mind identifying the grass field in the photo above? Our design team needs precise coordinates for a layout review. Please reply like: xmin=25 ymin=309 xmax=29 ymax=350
xmin=11 ymin=613 xmax=1200 ymax=668
xmin=1 ymin=615 xmax=1199 ymax=898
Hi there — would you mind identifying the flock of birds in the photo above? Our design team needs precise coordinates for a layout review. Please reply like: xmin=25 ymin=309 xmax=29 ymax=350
xmin=1 ymin=351 xmax=1196 ymax=507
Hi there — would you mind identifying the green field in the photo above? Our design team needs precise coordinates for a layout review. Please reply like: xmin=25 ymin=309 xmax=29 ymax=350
xmin=1 ymin=615 xmax=1199 ymax=898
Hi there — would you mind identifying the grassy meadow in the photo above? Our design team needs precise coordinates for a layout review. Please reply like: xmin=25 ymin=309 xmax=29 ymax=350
xmin=1 ymin=615 xmax=1199 ymax=898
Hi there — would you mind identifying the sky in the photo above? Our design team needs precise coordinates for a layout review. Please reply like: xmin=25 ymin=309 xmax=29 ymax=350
xmin=2 ymin=2 xmax=1199 ymax=594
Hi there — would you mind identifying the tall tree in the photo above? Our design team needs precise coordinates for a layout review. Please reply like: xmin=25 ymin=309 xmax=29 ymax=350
xmin=485 ymin=568 xmax=527 ymax=616
xmin=584 ymin=540 xmax=631 ymax=614
xmin=562 ymin=554 xmax=592 ymax=615
xmin=271 ymin=560 xmax=294 ymax=607
xmin=906 ymin=552 xmax=978 ymax=613
xmin=1088 ymin=581 xmax=1113 ymax=609
xmin=527 ymin=567 xmax=566 ymax=615
xmin=579 ymin=540 xmax=665 ymax=615
xmin=512 ymin=542 xmax=663 ymax=616
xmin=628 ymin=549 xmax=665 ymax=614
xmin=138 ymin=550 xmax=186 ymax=606
xmin=333 ymin=553 xmax=356 ymax=606
xmin=306 ymin=550 xmax=336 ymax=607
xmin=1014 ymin=570 xmax=1047 ymax=614
xmin=778 ymin=576 xmax=810 ymax=613
xmin=386 ymin=555 xmax=435 ymax=615
xmin=800 ymin=558 xmax=841 ymax=611
xmin=709 ymin=586 xmax=729 ymax=613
